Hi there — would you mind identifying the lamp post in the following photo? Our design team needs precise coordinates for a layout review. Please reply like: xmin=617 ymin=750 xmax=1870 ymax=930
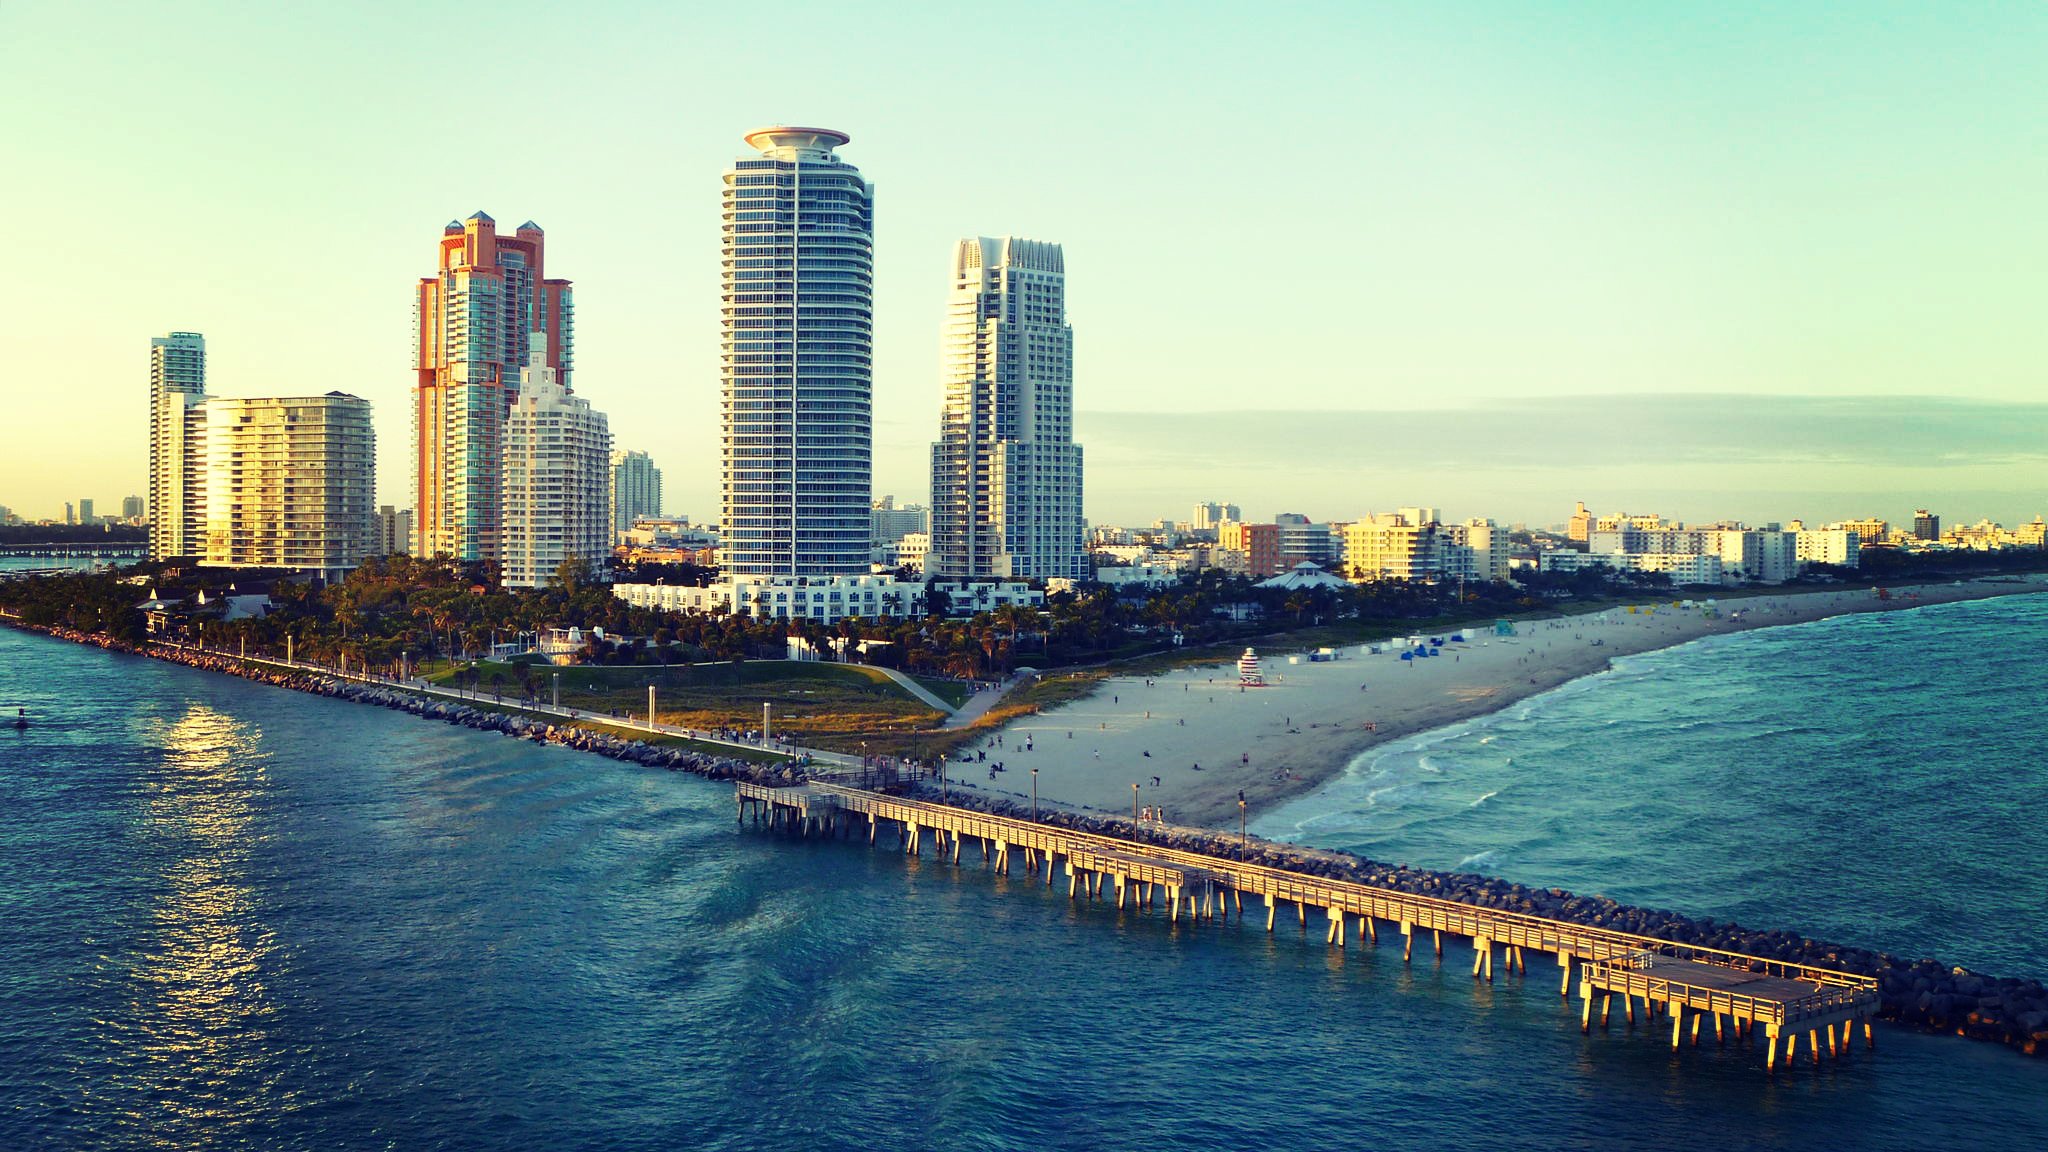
xmin=1239 ymin=790 xmax=1248 ymax=861
xmin=1132 ymin=782 xmax=1140 ymax=823
xmin=1031 ymin=767 xmax=1039 ymax=821
xmin=762 ymin=702 xmax=772 ymax=747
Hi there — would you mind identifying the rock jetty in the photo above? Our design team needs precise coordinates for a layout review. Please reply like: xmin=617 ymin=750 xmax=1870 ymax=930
xmin=905 ymin=785 xmax=2048 ymax=1059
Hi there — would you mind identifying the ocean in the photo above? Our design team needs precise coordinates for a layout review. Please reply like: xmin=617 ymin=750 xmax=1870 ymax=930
xmin=2 ymin=597 xmax=2044 ymax=1151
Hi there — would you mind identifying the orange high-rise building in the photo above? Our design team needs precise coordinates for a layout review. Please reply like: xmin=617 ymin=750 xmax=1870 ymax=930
xmin=414 ymin=212 xmax=573 ymax=562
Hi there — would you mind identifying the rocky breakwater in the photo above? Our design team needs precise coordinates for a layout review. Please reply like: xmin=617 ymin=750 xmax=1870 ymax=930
xmin=18 ymin=626 xmax=806 ymax=790
xmin=904 ymin=784 xmax=2048 ymax=1059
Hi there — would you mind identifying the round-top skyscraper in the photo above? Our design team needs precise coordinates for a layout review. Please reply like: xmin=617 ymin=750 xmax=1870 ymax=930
xmin=721 ymin=127 xmax=875 ymax=577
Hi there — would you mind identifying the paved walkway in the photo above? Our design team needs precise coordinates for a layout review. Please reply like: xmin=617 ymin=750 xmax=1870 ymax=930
xmin=943 ymin=679 xmax=1015 ymax=729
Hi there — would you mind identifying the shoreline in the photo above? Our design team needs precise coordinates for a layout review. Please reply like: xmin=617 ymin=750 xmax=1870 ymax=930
xmin=7 ymin=613 xmax=2045 ymax=1058
xmin=976 ymin=578 xmax=2048 ymax=829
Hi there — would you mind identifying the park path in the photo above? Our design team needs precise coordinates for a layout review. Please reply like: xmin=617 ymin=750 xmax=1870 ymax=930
xmin=869 ymin=666 xmax=957 ymax=714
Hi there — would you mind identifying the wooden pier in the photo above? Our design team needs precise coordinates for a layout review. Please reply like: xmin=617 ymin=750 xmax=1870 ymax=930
xmin=737 ymin=780 xmax=1880 ymax=1072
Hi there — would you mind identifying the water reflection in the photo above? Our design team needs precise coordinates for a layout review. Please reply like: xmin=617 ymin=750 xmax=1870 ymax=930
xmin=118 ymin=705 xmax=280 ymax=1142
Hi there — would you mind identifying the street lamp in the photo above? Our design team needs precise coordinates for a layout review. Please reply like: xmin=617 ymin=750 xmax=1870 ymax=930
xmin=1031 ymin=767 xmax=1039 ymax=821
xmin=1132 ymin=782 xmax=1140 ymax=823
xmin=1239 ymin=790 xmax=1248 ymax=861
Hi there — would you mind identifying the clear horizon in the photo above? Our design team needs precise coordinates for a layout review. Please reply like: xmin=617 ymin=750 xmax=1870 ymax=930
xmin=3 ymin=1 xmax=2044 ymax=527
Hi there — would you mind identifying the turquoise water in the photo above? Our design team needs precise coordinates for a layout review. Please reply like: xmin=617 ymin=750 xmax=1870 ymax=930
xmin=2 ymin=615 xmax=2045 ymax=1150
xmin=1253 ymin=592 xmax=2048 ymax=979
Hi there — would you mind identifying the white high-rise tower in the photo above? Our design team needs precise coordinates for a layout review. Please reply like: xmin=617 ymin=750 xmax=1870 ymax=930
xmin=929 ymin=237 xmax=1085 ymax=581
xmin=720 ymin=127 xmax=874 ymax=576
xmin=147 ymin=331 xmax=208 ymax=560
xmin=501 ymin=336 xmax=612 ymax=589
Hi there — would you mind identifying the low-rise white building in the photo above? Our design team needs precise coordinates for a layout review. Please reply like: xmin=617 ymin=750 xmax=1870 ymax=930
xmin=612 ymin=574 xmax=1040 ymax=622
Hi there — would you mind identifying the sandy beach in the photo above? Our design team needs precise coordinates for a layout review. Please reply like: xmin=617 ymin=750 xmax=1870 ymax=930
xmin=944 ymin=577 xmax=2048 ymax=828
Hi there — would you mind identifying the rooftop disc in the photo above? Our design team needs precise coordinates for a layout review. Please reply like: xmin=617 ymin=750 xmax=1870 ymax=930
xmin=743 ymin=126 xmax=851 ymax=157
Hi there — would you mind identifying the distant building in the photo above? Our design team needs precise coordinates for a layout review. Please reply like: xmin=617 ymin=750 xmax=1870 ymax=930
xmin=501 ymin=341 xmax=611 ymax=589
xmin=148 ymin=331 xmax=208 ymax=559
xmin=1275 ymin=513 xmax=1340 ymax=569
xmin=1440 ymin=518 xmax=1510 ymax=582
xmin=121 ymin=495 xmax=144 ymax=521
xmin=201 ymin=393 xmax=376 ymax=578
xmin=929 ymin=236 xmax=1086 ymax=582
xmin=1218 ymin=521 xmax=1283 ymax=577
xmin=1833 ymin=517 xmax=1889 ymax=544
xmin=1796 ymin=529 xmax=1861 ymax=568
xmin=610 ymin=449 xmax=662 ymax=537
xmin=871 ymin=496 xmax=929 ymax=561
xmin=77 ymin=498 xmax=95 ymax=526
xmin=1567 ymin=501 xmax=1594 ymax=543
xmin=64 ymin=502 xmax=74 ymax=525
xmin=1191 ymin=502 xmax=1241 ymax=531
xmin=892 ymin=530 xmax=931 ymax=572
xmin=1912 ymin=509 xmax=1941 ymax=541
xmin=372 ymin=506 xmax=414 ymax=556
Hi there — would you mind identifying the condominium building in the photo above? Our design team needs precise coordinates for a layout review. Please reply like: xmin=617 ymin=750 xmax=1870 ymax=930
xmin=501 ymin=342 xmax=612 ymax=589
xmin=77 ymin=499 xmax=95 ymax=526
xmin=201 ymin=393 xmax=376 ymax=578
xmin=721 ymin=127 xmax=874 ymax=577
xmin=929 ymin=236 xmax=1087 ymax=581
xmin=414 ymin=212 xmax=573 ymax=562
xmin=1912 ymin=510 xmax=1941 ymax=541
xmin=611 ymin=449 xmax=663 ymax=537
xmin=148 ymin=331 xmax=208 ymax=559
xmin=121 ymin=496 xmax=144 ymax=521
xmin=1341 ymin=513 xmax=1439 ymax=583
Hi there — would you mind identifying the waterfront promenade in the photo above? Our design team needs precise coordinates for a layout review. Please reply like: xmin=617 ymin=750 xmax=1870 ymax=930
xmin=738 ymin=778 xmax=1880 ymax=1073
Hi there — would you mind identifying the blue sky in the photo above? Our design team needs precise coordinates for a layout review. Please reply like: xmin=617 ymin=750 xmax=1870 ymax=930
xmin=1 ymin=1 xmax=2043 ymax=527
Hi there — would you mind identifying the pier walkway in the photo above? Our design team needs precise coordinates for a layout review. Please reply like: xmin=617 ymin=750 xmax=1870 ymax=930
xmin=738 ymin=780 xmax=1879 ymax=1073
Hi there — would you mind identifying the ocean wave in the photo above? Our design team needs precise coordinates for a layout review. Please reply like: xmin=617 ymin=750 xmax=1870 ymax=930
xmin=1469 ymin=790 xmax=1499 ymax=808
xmin=1454 ymin=850 xmax=1498 ymax=871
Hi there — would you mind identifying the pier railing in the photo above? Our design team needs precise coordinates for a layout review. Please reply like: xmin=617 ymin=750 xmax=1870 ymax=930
xmin=796 ymin=782 xmax=1879 ymax=997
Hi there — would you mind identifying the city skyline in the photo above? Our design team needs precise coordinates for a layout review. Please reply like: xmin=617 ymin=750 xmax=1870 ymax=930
xmin=4 ymin=3 xmax=2047 ymax=526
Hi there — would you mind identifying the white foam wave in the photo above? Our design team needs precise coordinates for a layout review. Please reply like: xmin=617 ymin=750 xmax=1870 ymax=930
xmin=1469 ymin=790 xmax=1499 ymax=808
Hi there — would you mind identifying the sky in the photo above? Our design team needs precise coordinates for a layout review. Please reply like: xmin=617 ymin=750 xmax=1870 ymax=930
xmin=1 ymin=0 xmax=2043 ymax=529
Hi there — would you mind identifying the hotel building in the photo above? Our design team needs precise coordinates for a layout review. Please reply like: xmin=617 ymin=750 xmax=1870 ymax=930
xmin=1341 ymin=513 xmax=1440 ymax=583
xmin=414 ymin=212 xmax=573 ymax=562
xmin=148 ymin=331 xmax=209 ymax=560
xmin=721 ymin=127 xmax=874 ymax=577
xmin=929 ymin=236 xmax=1087 ymax=581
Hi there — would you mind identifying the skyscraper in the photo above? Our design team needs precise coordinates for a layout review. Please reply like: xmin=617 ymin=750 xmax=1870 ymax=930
xmin=721 ymin=127 xmax=874 ymax=577
xmin=610 ymin=449 xmax=662 ymax=536
xmin=501 ymin=340 xmax=612 ymax=589
xmin=148 ymin=331 xmax=207 ymax=559
xmin=202 ymin=393 xmax=376 ymax=579
xmin=929 ymin=237 xmax=1086 ymax=581
xmin=415 ymin=212 xmax=573 ymax=562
